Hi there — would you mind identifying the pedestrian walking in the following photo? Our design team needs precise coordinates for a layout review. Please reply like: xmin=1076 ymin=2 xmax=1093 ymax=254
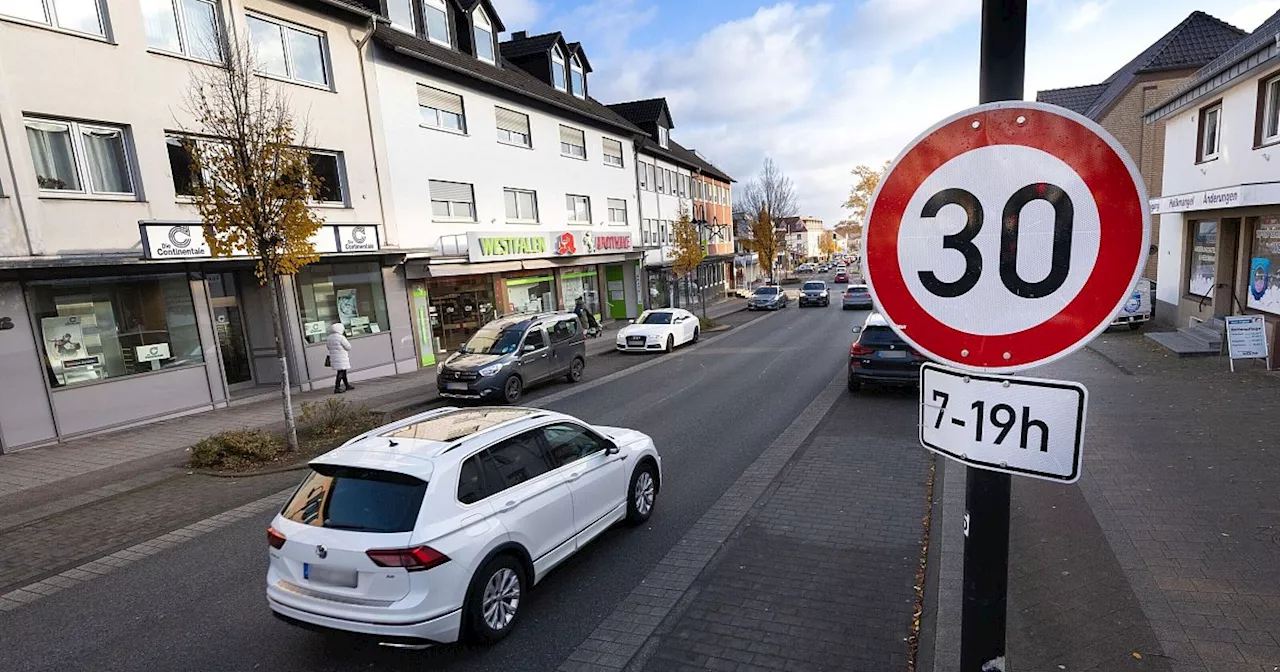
xmin=325 ymin=323 xmax=354 ymax=394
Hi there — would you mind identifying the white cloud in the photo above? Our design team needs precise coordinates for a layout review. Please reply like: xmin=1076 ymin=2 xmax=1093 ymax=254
xmin=851 ymin=0 xmax=979 ymax=54
xmin=1226 ymin=1 xmax=1278 ymax=30
xmin=1063 ymin=1 xmax=1106 ymax=31
xmin=490 ymin=0 xmax=541 ymax=32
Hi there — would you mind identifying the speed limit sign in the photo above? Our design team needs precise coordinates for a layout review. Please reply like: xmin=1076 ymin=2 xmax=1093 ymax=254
xmin=863 ymin=101 xmax=1149 ymax=373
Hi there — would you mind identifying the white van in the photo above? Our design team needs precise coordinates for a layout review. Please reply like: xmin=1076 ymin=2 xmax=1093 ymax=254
xmin=1111 ymin=278 xmax=1154 ymax=329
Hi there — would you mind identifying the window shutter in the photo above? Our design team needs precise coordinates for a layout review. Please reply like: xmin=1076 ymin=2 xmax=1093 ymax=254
xmin=495 ymin=107 xmax=530 ymax=135
xmin=418 ymin=85 xmax=463 ymax=114
xmin=559 ymin=125 xmax=584 ymax=147
xmin=603 ymin=138 xmax=622 ymax=159
xmin=429 ymin=180 xmax=473 ymax=202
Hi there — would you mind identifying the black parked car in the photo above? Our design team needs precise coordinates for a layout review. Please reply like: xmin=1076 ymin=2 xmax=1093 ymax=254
xmin=746 ymin=286 xmax=789 ymax=310
xmin=848 ymin=313 xmax=928 ymax=392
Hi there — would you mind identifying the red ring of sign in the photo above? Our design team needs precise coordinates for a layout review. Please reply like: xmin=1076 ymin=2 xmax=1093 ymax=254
xmin=866 ymin=106 xmax=1145 ymax=370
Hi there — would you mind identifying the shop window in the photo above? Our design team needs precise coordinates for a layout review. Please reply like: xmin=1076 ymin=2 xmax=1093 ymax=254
xmin=506 ymin=275 xmax=553 ymax=314
xmin=28 ymin=275 xmax=204 ymax=389
xmin=296 ymin=262 xmax=390 ymax=343
xmin=1186 ymin=220 xmax=1217 ymax=297
xmin=1247 ymin=216 xmax=1280 ymax=313
xmin=562 ymin=267 xmax=599 ymax=317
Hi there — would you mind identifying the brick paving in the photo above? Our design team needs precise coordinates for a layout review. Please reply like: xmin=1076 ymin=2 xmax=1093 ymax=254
xmin=621 ymin=383 xmax=931 ymax=672
xmin=981 ymin=331 xmax=1280 ymax=672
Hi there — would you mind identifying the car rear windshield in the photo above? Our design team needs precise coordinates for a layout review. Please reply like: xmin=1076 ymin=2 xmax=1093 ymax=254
xmin=281 ymin=465 xmax=427 ymax=533
xmin=858 ymin=326 xmax=905 ymax=347
xmin=639 ymin=312 xmax=673 ymax=324
xmin=803 ymin=282 xmax=825 ymax=290
xmin=754 ymin=287 xmax=779 ymax=295
xmin=847 ymin=286 xmax=869 ymax=295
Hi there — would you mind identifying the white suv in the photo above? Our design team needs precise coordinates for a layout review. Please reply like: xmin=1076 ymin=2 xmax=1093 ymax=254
xmin=266 ymin=406 xmax=661 ymax=647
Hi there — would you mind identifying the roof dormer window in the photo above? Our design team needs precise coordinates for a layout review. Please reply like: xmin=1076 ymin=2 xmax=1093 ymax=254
xmin=552 ymin=46 xmax=567 ymax=92
xmin=570 ymin=54 xmax=585 ymax=99
xmin=424 ymin=0 xmax=449 ymax=47
xmin=658 ymin=126 xmax=669 ymax=149
xmin=387 ymin=0 xmax=414 ymax=32
xmin=473 ymin=6 xmax=494 ymax=64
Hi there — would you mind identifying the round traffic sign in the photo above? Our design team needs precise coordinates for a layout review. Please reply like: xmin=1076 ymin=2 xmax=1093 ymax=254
xmin=862 ymin=101 xmax=1149 ymax=373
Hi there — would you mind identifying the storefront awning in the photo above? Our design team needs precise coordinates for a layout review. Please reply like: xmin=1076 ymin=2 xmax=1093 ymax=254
xmin=521 ymin=253 xmax=634 ymax=269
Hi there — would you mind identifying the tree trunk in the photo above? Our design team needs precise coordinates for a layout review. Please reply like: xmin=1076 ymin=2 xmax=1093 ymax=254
xmin=266 ymin=270 xmax=300 ymax=451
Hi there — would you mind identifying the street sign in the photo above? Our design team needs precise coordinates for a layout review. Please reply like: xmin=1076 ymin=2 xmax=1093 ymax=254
xmin=1224 ymin=314 xmax=1271 ymax=371
xmin=863 ymin=101 xmax=1150 ymax=373
xmin=920 ymin=363 xmax=1087 ymax=483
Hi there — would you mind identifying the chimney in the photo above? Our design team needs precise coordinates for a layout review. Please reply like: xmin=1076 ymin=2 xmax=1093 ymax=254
xmin=511 ymin=30 xmax=527 ymax=40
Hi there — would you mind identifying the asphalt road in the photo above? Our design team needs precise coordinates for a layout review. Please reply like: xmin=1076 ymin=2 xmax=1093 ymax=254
xmin=0 ymin=294 xmax=873 ymax=672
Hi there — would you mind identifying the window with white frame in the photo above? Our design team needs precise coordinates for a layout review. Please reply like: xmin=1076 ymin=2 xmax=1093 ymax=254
xmin=1262 ymin=75 xmax=1280 ymax=146
xmin=430 ymin=180 xmax=475 ymax=220
xmin=644 ymin=163 xmax=655 ymax=191
xmin=552 ymin=46 xmax=568 ymax=92
xmin=246 ymin=13 xmax=329 ymax=87
xmin=495 ymin=107 xmax=530 ymax=147
xmin=308 ymin=151 xmax=345 ymax=204
xmin=566 ymin=194 xmax=590 ymax=223
xmin=666 ymin=169 xmax=675 ymax=195
xmin=656 ymin=167 xmax=665 ymax=193
xmin=607 ymin=198 xmax=627 ymax=225
xmin=473 ymin=7 xmax=495 ymax=64
xmin=423 ymin=0 xmax=449 ymax=46
xmin=657 ymin=126 xmax=669 ymax=149
xmin=559 ymin=125 xmax=586 ymax=159
xmin=603 ymin=138 xmax=623 ymax=167
xmin=570 ymin=54 xmax=585 ymax=99
xmin=141 ymin=0 xmax=222 ymax=61
xmin=504 ymin=188 xmax=538 ymax=222
xmin=386 ymin=0 xmax=413 ymax=32
xmin=2 ymin=0 xmax=106 ymax=37
xmin=419 ymin=85 xmax=466 ymax=133
xmin=25 ymin=117 xmax=134 ymax=196
xmin=1198 ymin=102 xmax=1222 ymax=161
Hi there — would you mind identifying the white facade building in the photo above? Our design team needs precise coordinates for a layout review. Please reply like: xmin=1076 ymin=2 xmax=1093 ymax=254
xmin=0 ymin=0 xmax=404 ymax=451
xmin=1146 ymin=9 xmax=1280 ymax=346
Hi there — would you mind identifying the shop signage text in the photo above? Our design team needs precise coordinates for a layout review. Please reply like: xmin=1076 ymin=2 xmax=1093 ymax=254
xmin=139 ymin=223 xmax=381 ymax=260
xmin=1224 ymin=315 xmax=1270 ymax=372
xmin=1150 ymin=186 xmax=1245 ymax=214
xmin=467 ymin=230 xmax=633 ymax=262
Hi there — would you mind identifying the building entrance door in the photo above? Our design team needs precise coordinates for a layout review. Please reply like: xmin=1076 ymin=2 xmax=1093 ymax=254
xmin=208 ymin=272 xmax=254 ymax=388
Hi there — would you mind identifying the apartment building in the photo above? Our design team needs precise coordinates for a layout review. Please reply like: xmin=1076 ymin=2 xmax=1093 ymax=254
xmin=0 ymin=0 xmax=400 ymax=450
xmin=1144 ymin=9 xmax=1280 ymax=354
xmin=607 ymin=98 xmax=734 ymax=309
xmin=1037 ymin=11 xmax=1246 ymax=283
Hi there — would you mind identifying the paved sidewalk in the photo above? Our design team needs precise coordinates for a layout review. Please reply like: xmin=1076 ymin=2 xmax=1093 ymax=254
xmin=928 ymin=329 xmax=1280 ymax=672
xmin=0 ymin=298 xmax=744 ymax=502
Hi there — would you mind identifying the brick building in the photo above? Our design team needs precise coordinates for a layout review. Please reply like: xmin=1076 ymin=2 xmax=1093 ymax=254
xmin=1037 ymin=11 xmax=1245 ymax=286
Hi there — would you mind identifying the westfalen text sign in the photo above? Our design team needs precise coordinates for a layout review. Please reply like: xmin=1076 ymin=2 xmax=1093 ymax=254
xmin=466 ymin=230 xmax=633 ymax=263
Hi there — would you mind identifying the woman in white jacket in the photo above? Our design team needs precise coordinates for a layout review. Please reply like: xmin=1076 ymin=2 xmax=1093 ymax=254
xmin=325 ymin=323 xmax=354 ymax=393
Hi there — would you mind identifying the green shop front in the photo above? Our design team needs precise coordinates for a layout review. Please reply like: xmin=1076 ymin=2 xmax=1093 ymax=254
xmin=404 ymin=229 xmax=644 ymax=362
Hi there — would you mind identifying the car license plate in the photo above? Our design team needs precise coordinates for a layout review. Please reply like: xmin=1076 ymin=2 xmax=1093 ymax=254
xmin=304 ymin=563 xmax=358 ymax=588
xmin=627 ymin=337 xmax=645 ymax=345
xmin=879 ymin=350 xmax=908 ymax=359
xmin=445 ymin=382 xmax=468 ymax=391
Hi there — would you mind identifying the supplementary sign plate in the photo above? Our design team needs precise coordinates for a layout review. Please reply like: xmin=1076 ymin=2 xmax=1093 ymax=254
xmin=920 ymin=363 xmax=1087 ymax=482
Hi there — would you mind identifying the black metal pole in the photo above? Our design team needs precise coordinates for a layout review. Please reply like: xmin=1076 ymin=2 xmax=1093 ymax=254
xmin=961 ymin=2 xmax=1024 ymax=671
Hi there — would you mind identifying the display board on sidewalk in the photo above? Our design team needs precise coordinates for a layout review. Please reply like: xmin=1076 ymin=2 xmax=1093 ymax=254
xmin=1224 ymin=314 xmax=1271 ymax=372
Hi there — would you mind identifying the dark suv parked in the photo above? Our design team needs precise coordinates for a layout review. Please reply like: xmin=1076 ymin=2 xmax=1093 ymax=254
xmin=437 ymin=312 xmax=585 ymax=403
xmin=848 ymin=313 xmax=928 ymax=392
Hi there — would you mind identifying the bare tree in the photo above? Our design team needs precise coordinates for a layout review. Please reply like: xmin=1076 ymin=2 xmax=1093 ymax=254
xmin=734 ymin=157 xmax=799 ymax=223
xmin=181 ymin=31 xmax=324 ymax=451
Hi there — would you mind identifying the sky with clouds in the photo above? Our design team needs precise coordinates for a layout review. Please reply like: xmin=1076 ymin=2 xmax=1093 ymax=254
xmin=490 ymin=0 xmax=1279 ymax=228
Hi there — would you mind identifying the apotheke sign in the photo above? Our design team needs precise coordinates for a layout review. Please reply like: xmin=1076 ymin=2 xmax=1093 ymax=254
xmin=467 ymin=230 xmax=633 ymax=262
xmin=139 ymin=223 xmax=381 ymax=260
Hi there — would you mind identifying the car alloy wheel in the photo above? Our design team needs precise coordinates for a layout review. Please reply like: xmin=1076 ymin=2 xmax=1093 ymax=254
xmin=565 ymin=357 xmax=584 ymax=383
xmin=626 ymin=463 xmax=658 ymax=525
xmin=692 ymin=327 xmax=699 ymax=343
xmin=666 ymin=335 xmax=674 ymax=352
xmin=482 ymin=567 xmax=521 ymax=632
xmin=503 ymin=376 xmax=523 ymax=403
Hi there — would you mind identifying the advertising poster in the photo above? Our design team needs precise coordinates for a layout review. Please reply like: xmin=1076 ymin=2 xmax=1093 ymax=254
xmin=336 ymin=288 xmax=358 ymax=325
xmin=1189 ymin=221 xmax=1217 ymax=297
xmin=41 ymin=315 xmax=102 ymax=385
xmin=1247 ymin=216 xmax=1280 ymax=314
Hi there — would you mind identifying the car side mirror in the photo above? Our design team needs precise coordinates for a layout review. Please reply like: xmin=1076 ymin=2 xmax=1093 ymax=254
xmin=605 ymin=441 xmax=621 ymax=455
xmin=851 ymin=326 xmax=863 ymax=334
xmin=523 ymin=344 xmax=538 ymax=353
xmin=628 ymin=319 xmax=636 ymax=324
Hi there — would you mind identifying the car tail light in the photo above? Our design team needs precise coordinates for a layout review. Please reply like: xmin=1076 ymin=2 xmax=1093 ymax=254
xmin=850 ymin=342 xmax=873 ymax=356
xmin=366 ymin=546 xmax=450 ymax=572
xmin=267 ymin=526 xmax=287 ymax=550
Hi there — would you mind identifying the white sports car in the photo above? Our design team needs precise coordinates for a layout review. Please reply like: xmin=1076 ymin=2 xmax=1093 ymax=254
xmin=616 ymin=308 xmax=701 ymax=353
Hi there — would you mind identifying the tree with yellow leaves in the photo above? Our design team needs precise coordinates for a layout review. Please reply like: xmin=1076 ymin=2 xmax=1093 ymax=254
xmin=745 ymin=206 xmax=784 ymax=283
xmin=181 ymin=32 xmax=325 ymax=451
xmin=671 ymin=207 xmax=706 ymax=315
xmin=818 ymin=231 xmax=839 ymax=260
